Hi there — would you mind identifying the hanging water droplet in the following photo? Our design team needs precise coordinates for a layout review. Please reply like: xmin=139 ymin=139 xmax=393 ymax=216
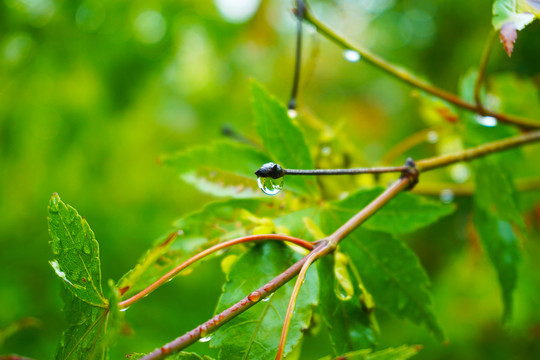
xmin=343 ymin=49 xmax=361 ymax=62
xmin=439 ymin=189 xmax=454 ymax=204
xmin=287 ymin=108 xmax=298 ymax=119
xmin=199 ymin=335 xmax=212 ymax=343
xmin=261 ymin=293 xmax=274 ymax=302
xmin=321 ymin=146 xmax=331 ymax=156
xmin=426 ymin=131 xmax=438 ymax=144
xmin=120 ymin=307 xmax=130 ymax=312
xmin=257 ymin=176 xmax=284 ymax=196
xmin=475 ymin=115 xmax=498 ymax=127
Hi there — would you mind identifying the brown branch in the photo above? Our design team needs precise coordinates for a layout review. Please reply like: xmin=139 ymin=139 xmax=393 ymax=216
xmin=119 ymin=234 xmax=314 ymax=310
xmin=303 ymin=8 xmax=540 ymax=130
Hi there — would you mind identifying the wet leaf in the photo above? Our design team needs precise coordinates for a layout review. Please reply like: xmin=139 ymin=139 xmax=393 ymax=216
xmin=492 ymin=0 xmax=537 ymax=56
xmin=210 ymin=242 xmax=319 ymax=360
xmin=251 ymin=80 xmax=318 ymax=197
xmin=318 ymin=344 xmax=422 ymax=360
xmin=130 ymin=352 xmax=214 ymax=360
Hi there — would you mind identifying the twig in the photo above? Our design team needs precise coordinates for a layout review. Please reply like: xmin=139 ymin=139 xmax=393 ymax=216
xmin=302 ymin=7 xmax=540 ymax=129
xmin=474 ymin=30 xmax=496 ymax=111
xmin=118 ymin=234 xmax=314 ymax=310
xmin=288 ymin=0 xmax=306 ymax=112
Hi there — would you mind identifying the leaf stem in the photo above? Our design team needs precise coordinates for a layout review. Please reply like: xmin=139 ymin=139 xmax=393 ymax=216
xmin=288 ymin=0 xmax=305 ymax=112
xmin=302 ymin=7 xmax=540 ymax=129
xmin=474 ymin=30 xmax=496 ymax=111
xmin=283 ymin=166 xmax=407 ymax=176
xmin=118 ymin=234 xmax=314 ymax=310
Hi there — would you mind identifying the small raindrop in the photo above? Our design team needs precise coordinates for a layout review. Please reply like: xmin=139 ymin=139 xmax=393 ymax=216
xmin=426 ymin=131 xmax=438 ymax=144
xmin=439 ymin=189 xmax=454 ymax=204
xmin=343 ymin=49 xmax=361 ymax=62
xmin=120 ymin=307 xmax=130 ymax=312
xmin=287 ymin=108 xmax=298 ymax=119
xmin=199 ymin=335 xmax=212 ymax=342
xmin=321 ymin=146 xmax=331 ymax=156
xmin=261 ymin=293 xmax=273 ymax=302
xmin=248 ymin=291 xmax=261 ymax=302
xmin=475 ymin=115 xmax=497 ymax=127
xmin=257 ymin=176 xmax=284 ymax=196
xmin=450 ymin=163 xmax=470 ymax=183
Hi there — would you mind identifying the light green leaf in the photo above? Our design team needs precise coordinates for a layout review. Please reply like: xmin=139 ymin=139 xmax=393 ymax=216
xmin=118 ymin=198 xmax=274 ymax=297
xmin=163 ymin=140 xmax=272 ymax=198
xmin=319 ymin=256 xmax=377 ymax=356
xmin=210 ymin=242 xmax=319 ymax=360
xmin=48 ymin=194 xmax=122 ymax=360
xmin=251 ymin=79 xmax=318 ymax=196
xmin=326 ymin=187 xmax=455 ymax=235
xmin=319 ymin=344 xmax=422 ymax=360
xmin=48 ymin=193 xmax=106 ymax=307
xmin=340 ymin=229 xmax=444 ymax=341
xmin=130 ymin=352 xmax=215 ymax=360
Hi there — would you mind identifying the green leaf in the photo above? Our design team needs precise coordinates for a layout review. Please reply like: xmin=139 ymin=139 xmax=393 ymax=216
xmin=319 ymin=256 xmax=377 ymax=356
xmin=48 ymin=194 xmax=122 ymax=360
xmin=341 ymin=229 xmax=444 ymax=341
xmin=48 ymin=193 xmax=106 ymax=307
xmin=492 ymin=0 xmax=538 ymax=56
xmin=163 ymin=140 xmax=272 ymax=198
xmin=130 ymin=352 xmax=215 ymax=360
xmin=250 ymin=80 xmax=318 ymax=196
xmin=210 ymin=242 xmax=319 ymax=360
xmin=474 ymin=206 xmax=520 ymax=322
xmin=325 ymin=187 xmax=455 ymax=235
xmin=118 ymin=198 xmax=274 ymax=297
xmin=318 ymin=344 xmax=422 ymax=360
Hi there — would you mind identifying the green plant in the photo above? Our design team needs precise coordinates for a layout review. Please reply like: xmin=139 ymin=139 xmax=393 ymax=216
xmin=40 ymin=1 xmax=540 ymax=359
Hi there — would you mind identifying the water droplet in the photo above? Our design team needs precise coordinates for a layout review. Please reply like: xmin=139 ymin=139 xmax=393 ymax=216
xmin=248 ymin=291 xmax=261 ymax=302
xmin=426 ymin=131 xmax=438 ymax=144
xmin=257 ymin=176 xmax=284 ymax=196
xmin=343 ymin=49 xmax=361 ymax=62
xmin=450 ymin=163 xmax=470 ymax=183
xmin=199 ymin=335 xmax=212 ymax=343
xmin=321 ymin=146 xmax=331 ymax=156
xmin=439 ymin=189 xmax=454 ymax=204
xmin=261 ymin=293 xmax=273 ymax=302
xmin=120 ymin=307 xmax=130 ymax=312
xmin=475 ymin=115 xmax=498 ymax=127
xmin=287 ymin=109 xmax=298 ymax=119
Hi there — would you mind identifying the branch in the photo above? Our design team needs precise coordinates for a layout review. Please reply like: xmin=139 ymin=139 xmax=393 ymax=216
xmin=118 ymin=234 xmax=314 ymax=310
xmin=474 ymin=30 xmax=496 ymax=111
xmin=413 ymin=177 xmax=540 ymax=196
xmin=302 ymin=7 xmax=540 ymax=130
xmin=288 ymin=0 xmax=306 ymax=114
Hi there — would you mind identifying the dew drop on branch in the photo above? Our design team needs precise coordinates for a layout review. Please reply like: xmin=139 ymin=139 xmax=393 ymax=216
xmin=343 ymin=50 xmax=361 ymax=62
xmin=287 ymin=108 xmax=298 ymax=119
xmin=257 ymin=176 xmax=284 ymax=196
xmin=475 ymin=115 xmax=497 ymax=127
xmin=199 ymin=335 xmax=212 ymax=343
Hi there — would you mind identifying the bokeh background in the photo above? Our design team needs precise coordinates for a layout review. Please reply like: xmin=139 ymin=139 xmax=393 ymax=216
xmin=1 ymin=0 xmax=540 ymax=358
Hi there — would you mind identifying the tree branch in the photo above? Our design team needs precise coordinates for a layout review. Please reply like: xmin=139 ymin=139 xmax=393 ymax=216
xmin=474 ymin=30 xmax=496 ymax=111
xmin=302 ymin=7 xmax=540 ymax=130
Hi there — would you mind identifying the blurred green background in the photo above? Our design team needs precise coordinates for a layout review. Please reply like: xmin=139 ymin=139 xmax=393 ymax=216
xmin=1 ymin=0 xmax=540 ymax=358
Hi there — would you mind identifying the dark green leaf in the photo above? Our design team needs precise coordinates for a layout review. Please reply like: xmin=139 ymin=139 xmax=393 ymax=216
xmin=210 ymin=242 xmax=319 ymax=360
xmin=318 ymin=344 xmax=422 ymax=360
xmin=251 ymin=80 xmax=318 ymax=196
xmin=319 ymin=256 xmax=377 ymax=356
xmin=162 ymin=140 xmax=272 ymax=198
xmin=341 ymin=229 xmax=444 ymax=341
xmin=326 ymin=187 xmax=455 ymax=235
xmin=130 ymin=352 xmax=214 ymax=360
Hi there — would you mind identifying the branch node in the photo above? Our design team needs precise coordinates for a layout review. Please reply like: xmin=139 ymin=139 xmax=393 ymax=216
xmin=401 ymin=157 xmax=419 ymax=190
xmin=255 ymin=162 xmax=285 ymax=179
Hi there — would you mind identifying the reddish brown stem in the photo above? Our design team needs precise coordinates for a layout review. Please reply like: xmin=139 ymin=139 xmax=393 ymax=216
xmin=119 ymin=234 xmax=314 ymax=310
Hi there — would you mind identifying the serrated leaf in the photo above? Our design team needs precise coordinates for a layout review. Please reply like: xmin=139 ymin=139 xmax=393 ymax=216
xmin=48 ymin=193 xmax=106 ymax=307
xmin=210 ymin=242 xmax=319 ymax=360
xmin=250 ymin=80 xmax=318 ymax=196
xmin=492 ymin=0 xmax=537 ymax=56
xmin=130 ymin=352 xmax=214 ymax=360
xmin=163 ymin=140 xmax=272 ymax=198
xmin=118 ymin=198 xmax=274 ymax=297
xmin=48 ymin=194 xmax=122 ymax=360
xmin=474 ymin=206 xmax=520 ymax=322
xmin=319 ymin=256 xmax=377 ymax=356
xmin=340 ymin=229 xmax=444 ymax=341
xmin=326 ymin=187 xmax=455 ymax=235
xmin=318 ymin=344 xmax=422 ymax=360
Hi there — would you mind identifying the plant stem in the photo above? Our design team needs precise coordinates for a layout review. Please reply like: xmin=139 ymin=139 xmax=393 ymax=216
xmin=303 ymin=9 xmax=540 ymax=129
xmin=288 ymin=0 xmax=305 ymax=111
xmin=416 ymin=130 xmax=540 ymax=172
xmin=474 ymin=30 xmax=496 ymax=111
xmin=118 ymin=234 xmax=314 ymax=310
xmin=283 ymin=166 xmax=407 ymax=176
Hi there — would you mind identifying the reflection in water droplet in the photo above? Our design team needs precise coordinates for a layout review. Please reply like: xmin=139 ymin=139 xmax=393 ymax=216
xmin=199 ymin=335 xmax=212 ymax=342
xmin=439 ymin=189 xmax=454 ymax=204
xmin=287 ymin=109 xmax=298 ymax=119
xmin=475 ymin=115 xmax=498 ymax=127
xmin=343 ymin=50 xmax=361 ymax=62
xmin=257 ymin=177 xmax=284 ymax=196
xmin=426 ymin=131 xmax=438 ymax=144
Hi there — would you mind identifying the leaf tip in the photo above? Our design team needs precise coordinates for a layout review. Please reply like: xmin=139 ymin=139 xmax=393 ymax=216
xmin=499 ymin=22 xmax=518 ymax=57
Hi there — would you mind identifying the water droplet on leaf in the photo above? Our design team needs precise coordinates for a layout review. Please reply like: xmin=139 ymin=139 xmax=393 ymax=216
xmin=343 ymin=49 xmax=361 ymax=62
xmin=257 ymin=176 xmax=284 ymax=196
xmin=426 ymin=131 xmax=438 ymax=144
xmin=475 ymin=115 xmax=498 ymax=127
xmin=261 ymin=293 xmax=273 ymax=302
xmin=439 ymin=189 xmax=454 ymax=204
xmin=199 ymin=335 xmax=212 ymax=343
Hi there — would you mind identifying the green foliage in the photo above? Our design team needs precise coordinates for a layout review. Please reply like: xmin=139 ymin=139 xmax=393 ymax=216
xmin=319 ymin=344 xmax=422 ymax=360
xmin=47 ymin=195 xmax=121 ymax=359
xmin=131 ymin=352 xmax=214 ymax=360
xmin=210 ymin=242 xmax=319 ymax=360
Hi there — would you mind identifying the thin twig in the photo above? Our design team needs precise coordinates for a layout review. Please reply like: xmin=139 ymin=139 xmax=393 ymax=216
xmin=284 ymin=166 xmax=407 ymax=176
xmin=474 ymin=30 xmax=496 ymax=111
xmin=302 ymin=8 xmax=540 ymax=129
xmin=119 ymin=234 xmax=314 ymax=310
xmin=288 ymin=0 xmax=306 ymax=112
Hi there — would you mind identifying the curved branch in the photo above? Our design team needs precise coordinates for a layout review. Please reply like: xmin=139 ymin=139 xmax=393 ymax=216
xmin=119 ymin=234 xmax=314 ymax=310
xmin=474 ymin=30 xmax=496 ymax=111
